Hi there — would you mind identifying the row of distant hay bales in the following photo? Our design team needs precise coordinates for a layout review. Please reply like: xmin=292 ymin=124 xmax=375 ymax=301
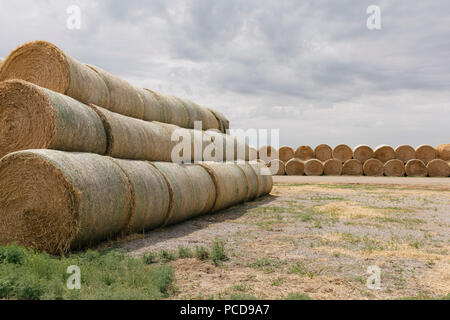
xmin=257 ymin=144 xmax=450 ymax=177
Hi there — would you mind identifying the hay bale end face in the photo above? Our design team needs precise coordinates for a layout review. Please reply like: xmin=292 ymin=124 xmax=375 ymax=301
xmin=436 ymin=144 xmax=450 ymax=161
xmin=295 ymin=146 xmax=314 ymax=161
xmin=279 ymin=146 xmax=295 ymax=163
xmin=363 ymin=158 xmax=384 ymax=176
xmin=314 ymin=144 xmax=332 ymax=162
xmin=405 ymin=159 xmax=428 ymax=177
xmin=323 ymin=159 xmax=343 ymax=176
xmin=374 ymin=145 xmax=395 ymax=163
xmin=395 ymin=145 xmax=415 ymax=163
xmin=267 ymin=159 xmax=286 ymax=176
xmin=353 ymin=145 xmax=374 ymax=163
xmin=415 ymin=145 xmax=437 ymax=164
xmin=384 ymin=159 xmax=405 ymax=177
xmin=304 ymin=159 xmax=324 ymax=176
xmin=426 ymin=159 xmax=450 ymax=177
xmin=285 ymin=158 xmax=304 ymax=176
xmin=333 ymin=144 xmax=353 ymax=163
xmin=342 ymin=159 xmax=363 ymax=176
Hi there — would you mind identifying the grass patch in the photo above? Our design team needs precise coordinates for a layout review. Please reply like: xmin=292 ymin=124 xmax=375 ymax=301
xmin=283 ymin=292 xmax=312 ymax=300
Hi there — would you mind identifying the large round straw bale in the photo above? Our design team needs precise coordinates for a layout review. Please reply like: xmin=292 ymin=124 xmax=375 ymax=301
xmin=147 ymin=90 xmax=190 ymax=128
xmin=236 ymin=163 xmax=260 ymax=201
xmin=110 ymin=159 xmax=170 ymax=233
xmin=436 ymin=144 xmax=450 ymax=161
xmin=295 ymin=146 xmax=314 ymax=161
xmin=151 ymin=162 xmax=216 ymax=225
xmin=199 ymin=162 xmax=249 ymax=212
xmin=285 ymin=158 xmax=304 ymax=176
xmin=353 ymin=145 xmax=374 ymax=163
xmin=314 ymin=144 xmax=332 ymax=162
xmin=249 ymin=162 xmax=273 ymax=197
xmin=415 ymin=145 xmax=437 ymax=164
xmin=374 ymin=145 xmax=395 ymax=163
xmin=0 ymin=80 xmax=107 ymax=158
xmin=0 ymin=41 xmax=111 ymax=113
xmin=363 ymin=159 xmax=384 ymax=176
xmin=208 ymin=109 xmax=230 ymax=133
xmin=180 ymin=99 xmax=219 ymax=130
xmin=395 ymin=145 xmax=415 ymax=163
xmin=204 ymin=130 xmax=249 ymax=162
xmin=267 ymin=159 xmax=286 ymax=176
xmin=139 ymin=89 xmax=166 ymax=123
xmin=323 ymin=159 xmax=342 ymax=176
xmin=248 ymin=147 xmax=258 ymax=161
xmin=426 ymin=159 xmax=450 ymax=177
xmin=342 ymin=159 xmax=363 ymax=176
xmin=0 ymin=150 xmax=133 ymax=254
xmin=333 ymin=144 xmax=353 ymax=162
xmin=279 ymin=146 xmax=295 ymax=163
xmin=405 ymin=159 xmax=427 ymax=177
xmin=304 ymin=159 xmax=324 ymax=176
xmin=258 ymin=146 xmax=279 ymax=164
xmin=383 ymin=159 xmax=405 ymax=177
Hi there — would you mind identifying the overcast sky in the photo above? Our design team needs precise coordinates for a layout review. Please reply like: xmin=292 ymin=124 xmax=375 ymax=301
xmin=1 ymin=0 xmax=449 ymax=148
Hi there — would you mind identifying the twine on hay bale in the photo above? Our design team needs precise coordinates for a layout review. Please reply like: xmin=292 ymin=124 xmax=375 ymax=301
xmin=295 ymin=146 xmax=314 ymax=161
xmin=374 ymin=145 xmax=395 ymax=163
xmin=353 ymin=145 xmax=374 ymax=163
xmin=363 ymin=159 xmax=384 ymax=176
xmin=405 ymin=159 xmax=427 ymax=177
xmin=267 ymin=159 xmax=286 ymax=176
xmin=258 ymin=146 xmax=279 ymax=164
xmin=426 ymin=159 xmax=450 ymax=177
xmin=323 ymin=159 xmax=343 ymax=176
xmin=333 ymin=144 xmax=353 ymax=163
xmin=0 ymin=80 xmax=107 ymax=158
xmin=279 ymin=146 xmax=295 ymax=163
xmin=415 ymin=145 xmax=437 ymax=165
xmin=314 ymin=144 xmax=332 ymax=162
xmin=395 ymin=145 xmax=415 ymax=163
xmin=304 ymin=159 xmax=324 ymax=176
xmin=342 ymin=159 xmax=363 ymax=176
xmin=383 ymin=159 xmax=405 ymax=177
xmin=436 ymin=144 xmax=450 ymax=161
xmin=285 ymin=158 xmax=305 ymax=176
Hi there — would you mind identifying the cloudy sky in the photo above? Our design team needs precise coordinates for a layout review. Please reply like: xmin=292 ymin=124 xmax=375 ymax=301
xmin=1 ymin=0 xmax=449 ymax=148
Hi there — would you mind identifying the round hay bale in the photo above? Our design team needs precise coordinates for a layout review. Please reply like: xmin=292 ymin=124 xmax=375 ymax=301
xmin=249 ymin=162 xmax=273 ymax=196
xmin=363 ymin=159 xmax=384 ymax=176
xmin=314 ymin=144 xmax=332 ymax=162
xmin=304 ymin=159 xmax=324 ymax=176
xmin=267 ymin=159 xmax=286 ymax=176
xmin=436 ymin=144 xmax=450 ymax=161
xmin=342 ymin=159 xmax=363 ymax=176
xmin=426 ymin=159 xmax=450 ymax=177
xmin=405 ymin=159 xmax=427 ymax=177
xmin=151 ymin=162 xmax=216 ymax=225
xmin=395 ymin=145 xmax=415 ymax=163
xmin=0 ymin=150 xmax=133 ymax=254
xmin=374 ymin=145 xmax=395 ymax=163
xmin=353 ymin=145 xmax=374 ymax=163
xmin=279 ymin=146 xmax=295 ymax=163
xmin=323 ymin=159 xmax=342 ymax=176
xmin=384 ymin=159 xmax=405 ymax=177
xmin=258 ymin=146 xmax=279 ymax=164
xmin=236 ymin=163 xmax=260 ymax=201
xmin=295 ymin=146 xmax=314 ymax=161
xmin=285 ymin=158 xmax=304 ymax=176
xmin=208 ymin=109 xmax=230 ymax=133
xmin=147 ymin=91 xmax=190 ymax=128
xmin=333 ymin=144 xmax=353 ymax=162
xmin=0 ymin=80 xmax=107 ymax=158
xmin=415 ymin=145 xmax=437 ymax=164
xmin=248 ymin=147 xmax=258 ymax=161
xmin=204 ymin=130 xmax=249 ymax=162
xmin=176 ymin=98 xmax=219 ymax=130
xmin=199 ymin=162 xmax=249 ymax=212
xmin=139 ymin=89 xmax=167 ymax=123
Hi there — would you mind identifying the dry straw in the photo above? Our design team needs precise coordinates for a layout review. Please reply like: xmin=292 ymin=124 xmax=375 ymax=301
xmin=248 ymin=147 xmax=259 ymax=161
xmin=426 ymin=159 xmax=450 ymax=177
xmin=342 ymin=159 xmax=363 ymax=176
xmin=208 ymin=108 xmax=230 ymax=133
xmin=314 ymin=144 xmax=332 ymax=162
xmin=279 ymin=146 xmax=295 ymax=163
xmin=333 ymin=144 xmax=353 ymax=162
xmin=304 ymin=159 xmax=324 ymax=176
xmin=285 ymin=158 xmax=305 ymax=176
xmin=0 ymin=80 xmax=107 ymax=158
xmin=436 ymin=144 xmax=450 ymax=161
xmin=374 ymin=145 xmax=395 ymax=163
xmin=249 ymin=162 xmax=274 ymax=197
xmin=323 ymin=159 xmax=343 ymax=176
xmin=405 ymin=159 xmax=428 ymax=177
xmin=295 ymin=146 xmax=314 ymax=161
xmin=363 ymin=159 xmax=384 ymax=176
xmin=415 ymin=145 xmax=437 ymax=164
xmin=258 ymin=146 xmax=279 ymax=164
xmin=384 ymin=159 xmax=405 ymax=177
xmin=395 ymin=145 xmax=415 ymax=163
xmin=353 ymin=145 xmax=374 ymax=163
xmin=236 ymin=163 xmax=260 ymax=201
xmin=267 ymin=159 xmax=286 ymax=176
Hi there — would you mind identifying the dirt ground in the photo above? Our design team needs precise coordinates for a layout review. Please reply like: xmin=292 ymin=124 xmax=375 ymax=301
xmin=121 ymin=178 xmax=450 ymax=300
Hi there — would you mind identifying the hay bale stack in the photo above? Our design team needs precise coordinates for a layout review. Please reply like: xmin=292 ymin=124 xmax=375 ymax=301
xmin=208 ymin=109 xmax=230 ymax=133
xmin=415 ymin=145 xmax=437 ymax=164
xmin=384 ymin=159 xmax=405 ymax=177
xmin=0 ymin=80 xmax=107 ymax=158
xmin=426 ymin=159 xmax=450 ymax=177
xmin=353 ymin=145 xmax=374 ymax=163
xmin=267 ymin=159 xmax=285 ymax=176
xmin=436 ymin=144 xmax=450 ymax=161
xmin=374 ymin=145 xmax=395 ymax=163
xmin=285 ymin=158 xmax=304 ymax=176
xmin=295 ymin=146 xmax=314 ymax=161
xmin=0 ymin=150 xmax=133 ymax=254
xmin=405 ymin=159 xmax=428 ymax=177
xmin=304 ymin=159 xmax=324 ymax=176
xmin=236 ymin=163 xmax=260 ymax=201
xmin=342 ymin=159 xmax=363 ymax=176
xmin=258 ymin=146 xmax=279 ymax=164
xmin=395 ymin=145 xmax=415 ymax=163
xmin=314 ymin=144 xmax=332 ymax=162
xmin=333 ymin=144 xmax=353 ymax=163
xmin=323 ymin=159 xmax=343 ymax=176
xmin=363 ymin=159 xmax=384 ymax=176
xmin=249 ymin=162 xmax=274 ymax=197
xmin=279 ymin=146 xmax=295 ymax=163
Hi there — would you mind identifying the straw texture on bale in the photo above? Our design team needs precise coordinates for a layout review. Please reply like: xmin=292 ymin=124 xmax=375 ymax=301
xmin=249 ymin=147 xmax=258 ymax=161
xmin=0 ymin=150 xmax=133 ymax=254
xmin=295 ymin=146 xmax=314 ymax=161
xmin=374 ymin=145 xmax=395 ymax=163
xmin=415 ymin=145 xmax=437 ymax=164
xmin=342 ymin=159 xmax=363 ymax=176
xmin=249 ymin=162 xmax=274 ymax=197
xmin=138 ymin=88 xmax=167 ymax=123
xmin=258 ymin=146 xmax=279 ymax=164
xmin=426 ymin=159 xmax=450 ymax=177
xmin=436 ymin=144 xmax=450 ymax=161
xmin=267 ymin=159 xmax=286 ymax=176
xmin=304 ymin=159 xmax=324 ymax=176
xmin=208 ymin=108 xmax=230 ymax=133
xmin=285 ymin=158 xmax=304 ymax=176
xmin=323 ymin=159 xmax=343 ymax=176
xmin=236 ymin=163 xmax=260 ymax=201
xmin=333 ymin=144 xmax=353 ymax=162
xmin=204 ymin=130 xmax=249 ymax=162
xmin=0 ymin=80 xmax=107 ymax=158
xmin=384 ymin=159 xmax=405 ymax=177
xmin=314 ymin=144 xmax=332 ymax=162
xmin=150 ymin=162 xmax=216 ymax=225
xmin=199 ymin=162 xmax=249 ymax=212
xmin=405 ymin=159 xmax=428 ymax=177
xmin=353 ymin=145 xmax=374 ymax=163
xmin=279 ymin=146 xmax=295 ymax=163
xmin=395 ymin=145 xmax=415 ymax=163
xmin=363 ymin=159 xmax=384 ymax=176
